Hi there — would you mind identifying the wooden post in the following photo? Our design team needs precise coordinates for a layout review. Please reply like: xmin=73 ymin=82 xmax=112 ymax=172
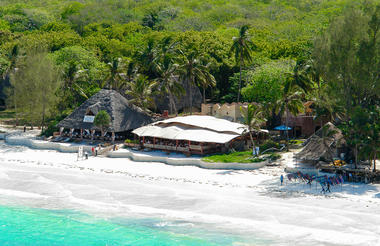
xmin=80 ymin=129 xmax=83 ymax=139
xmin=188 ymin=140 xmax=191 ymax=153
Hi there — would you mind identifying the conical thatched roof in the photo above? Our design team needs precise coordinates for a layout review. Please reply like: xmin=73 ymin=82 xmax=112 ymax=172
xmin=296 ymin=122 xmax=346 ymax=163
xmin=57 ymin=89 xmax=153 ymax=132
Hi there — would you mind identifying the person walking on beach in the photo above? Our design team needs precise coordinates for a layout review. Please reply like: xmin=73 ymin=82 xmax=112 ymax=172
xmin=327 ymin=182 xmax=331 ymax=193
xmin=280 ymin=175 xmax=284 ymax=186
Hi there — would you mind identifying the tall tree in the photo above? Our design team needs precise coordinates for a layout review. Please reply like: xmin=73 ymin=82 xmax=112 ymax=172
xmin=154 ymin=56 xmax=184 ymax=114
xmin=177 ymin=50 xmax=210 ymax=114
xmin=230 ymin=25 xmax=254 ymax=102
xmin=105 ymin=57 xmax=127 ymax=91
xmin=284 ymin=60 xmax=313 ymax=94
xmin=276 ymin=90 xmax=304 ymax=150
xmin=240 ymin=104 xmax=265 ymax=156
xmin=125 ymin=74 xmax=157 ymax=112
xmin=197 ymin=62 xmax=216 ymax=104
xmin=153 ymin=37 xmax=184 ymax=114
xmin=9 ymin=51 xmax=62 ymax=130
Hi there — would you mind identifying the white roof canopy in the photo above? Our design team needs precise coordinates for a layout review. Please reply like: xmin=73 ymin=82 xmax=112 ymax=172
xmin=132 ymin=115 xmax=267 ymax=144
xmin=157 ymin=115 xmax=247 ymax=135
xmin=133 ymin=124 xmax=240 ymax=144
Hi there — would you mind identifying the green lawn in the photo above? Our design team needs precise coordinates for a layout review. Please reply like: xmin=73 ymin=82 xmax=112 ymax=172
xmin=202 ymin=151 xmax=266 ymax=163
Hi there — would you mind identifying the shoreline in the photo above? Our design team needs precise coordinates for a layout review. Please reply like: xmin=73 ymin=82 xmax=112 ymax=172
xmin=3 ymin=130 xmax=267 ymax=170
xmin=1 ymin=142 xmax=380 ymax=245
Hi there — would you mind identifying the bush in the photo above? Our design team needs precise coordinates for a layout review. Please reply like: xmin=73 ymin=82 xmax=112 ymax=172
xmin=289 ymin=139 xmax=304 ymax=145
xmin=125 ymin=139 xmax=139 ymax=144
xmin=259 ymin=140 xmax=280 ymax=152
xmin=268 ymin=153 xmax=281 ymax=161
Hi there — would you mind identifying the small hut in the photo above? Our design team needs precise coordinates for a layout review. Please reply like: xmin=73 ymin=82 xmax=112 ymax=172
xmin=295 ymin=122 xmax=346 ymax=163
xmin=57 ymin=89 xmax=152 ymax=141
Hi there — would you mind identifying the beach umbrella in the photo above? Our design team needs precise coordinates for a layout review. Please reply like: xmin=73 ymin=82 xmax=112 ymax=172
xmin=274 ymin=125 xmax=292 ymax=131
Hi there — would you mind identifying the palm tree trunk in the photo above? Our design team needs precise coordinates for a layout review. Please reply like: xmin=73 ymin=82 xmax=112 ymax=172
xmin=237 ymin=56 xmax=242 ymax=103
xmin=373 ymin=152 xmax=377 ymax=172
xmin=285 ymin=105 xmax=289 ymax=151
xmin=203 ymin=86 xmax=206 ymax=104
xmin=189 ymin=77 xmax=193 ymax=115
xmin=14 ymin=91 xmax=18 ymax=127
xmin=168 ymin=91 xmax=176 ymax=115
xmin=249 ymin=132 xmax=257 ymax=156
xmin=354 ymin=143 xmax=358 ymax=169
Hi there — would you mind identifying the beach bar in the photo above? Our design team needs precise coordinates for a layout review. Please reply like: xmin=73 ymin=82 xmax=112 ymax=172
xmin=57 ymin=89 xmax=153 ymax=142
xmin=133 ymin=115 xmax=263 ymax=155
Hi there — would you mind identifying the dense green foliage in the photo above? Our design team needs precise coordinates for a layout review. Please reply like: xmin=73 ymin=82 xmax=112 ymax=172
xmin=0 ymin=0 xmax=378 ymax=167
xmin=0 ymin=0 xmax=355 ymax=109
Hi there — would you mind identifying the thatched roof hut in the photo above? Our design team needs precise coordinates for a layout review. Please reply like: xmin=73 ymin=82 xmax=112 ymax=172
xmin=295 ymin=122 xmax=346 ymax=163
xmin=57 ymin=89 xmax=152 ymax=133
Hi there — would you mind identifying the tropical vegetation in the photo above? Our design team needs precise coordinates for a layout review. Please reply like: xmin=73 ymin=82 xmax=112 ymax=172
xmin=0 ymin=0 xmax=378 ymax=168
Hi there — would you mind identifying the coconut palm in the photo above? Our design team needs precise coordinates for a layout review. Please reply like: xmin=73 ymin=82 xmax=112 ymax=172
xmin=197 ymin=63 xmax=216 ymax=104
xmin=240 ymin=104 xmax=265 ymax=156
xmin=230 ymin=25 xmax=254 ymax=102
xmin=284 ymin=60 xmax=314 ymax=95
xmin=137 ymin=38 xmax=157 ymax=78
xmin=177 ymin=50 xmax=210 ymax=115
xmin=105 ymin=57 xmax=127 ymax=90
xmin=154 ymin=57 xmax=184 ymax=114
xmin=125 ymin=74 xmax=157 ymax=112
xmin=276 ymin=90 xmax=304 ymax=150
xmin=60 ymin=61 xmax=89 ymax=106
xmin=152 ymin=37 xmax=184 ymax=114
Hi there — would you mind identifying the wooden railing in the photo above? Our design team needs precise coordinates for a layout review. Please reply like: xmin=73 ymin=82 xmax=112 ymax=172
xmin=142 ymin=143 xmax=218 ymax=155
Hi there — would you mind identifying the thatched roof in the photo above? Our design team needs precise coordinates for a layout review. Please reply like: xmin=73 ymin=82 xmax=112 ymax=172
xmin=296 ymin=122 xmax=346 ymax=163
xmin=57 ymin=89 xmax=153 ymax=132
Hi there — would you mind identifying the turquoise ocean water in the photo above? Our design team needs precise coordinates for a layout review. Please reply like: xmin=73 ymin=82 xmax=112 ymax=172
xmin=0 ymin=204 xmax=271 ymax=246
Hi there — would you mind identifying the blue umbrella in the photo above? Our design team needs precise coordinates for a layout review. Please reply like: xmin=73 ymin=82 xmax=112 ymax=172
xmin=274 ymin=125 xmax=292 ymax=131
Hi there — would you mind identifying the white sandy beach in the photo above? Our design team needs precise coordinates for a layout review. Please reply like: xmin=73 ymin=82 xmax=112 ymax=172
xmin=1 ymin=134 xmax=380 ymax=245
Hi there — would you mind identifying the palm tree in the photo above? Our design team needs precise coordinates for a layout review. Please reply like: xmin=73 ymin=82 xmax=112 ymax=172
xmin=197 ymin=63 xmax=216 ymax=104
xmin=105 ymin=57 xmax=127 ymax=90
xmin=284 ymin=60 xmax=314 ymax=95
xmin=276 ymin=90 xmax=304 ymax=150
xmin=60 ymin=61 xmax=89 ymax=107
xmin=138 ymin=38 xmax=157 ymax=78
xmin=152 ymin=37 xmax=184 ymax=114
xmin=230 ymin=25 xmax=254 ymax=102
xmin=154 ymin=57 xmax=184 ymax=114
xmin=240 ymin=104 xmax=265 ymax=156
xmin=177 ymin=50 xmax=210 ymax=115
xmin=125 ymin=74 xmax=157 ymax=112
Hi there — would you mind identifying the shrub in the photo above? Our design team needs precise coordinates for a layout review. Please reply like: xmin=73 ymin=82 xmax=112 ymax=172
xmin=259 ymin=140 xmax=280 ymax=152
xmin=289 ymin=139 xmax=304 ymax=145
xmin=268 ymin=153 xmax=281 ymax=161
xmin=125 ymin=139 xmax=139 ymax=144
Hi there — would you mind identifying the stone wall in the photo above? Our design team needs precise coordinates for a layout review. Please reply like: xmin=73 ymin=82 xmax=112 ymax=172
xmin=201 ymin=102 xmax=253 ymax=122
